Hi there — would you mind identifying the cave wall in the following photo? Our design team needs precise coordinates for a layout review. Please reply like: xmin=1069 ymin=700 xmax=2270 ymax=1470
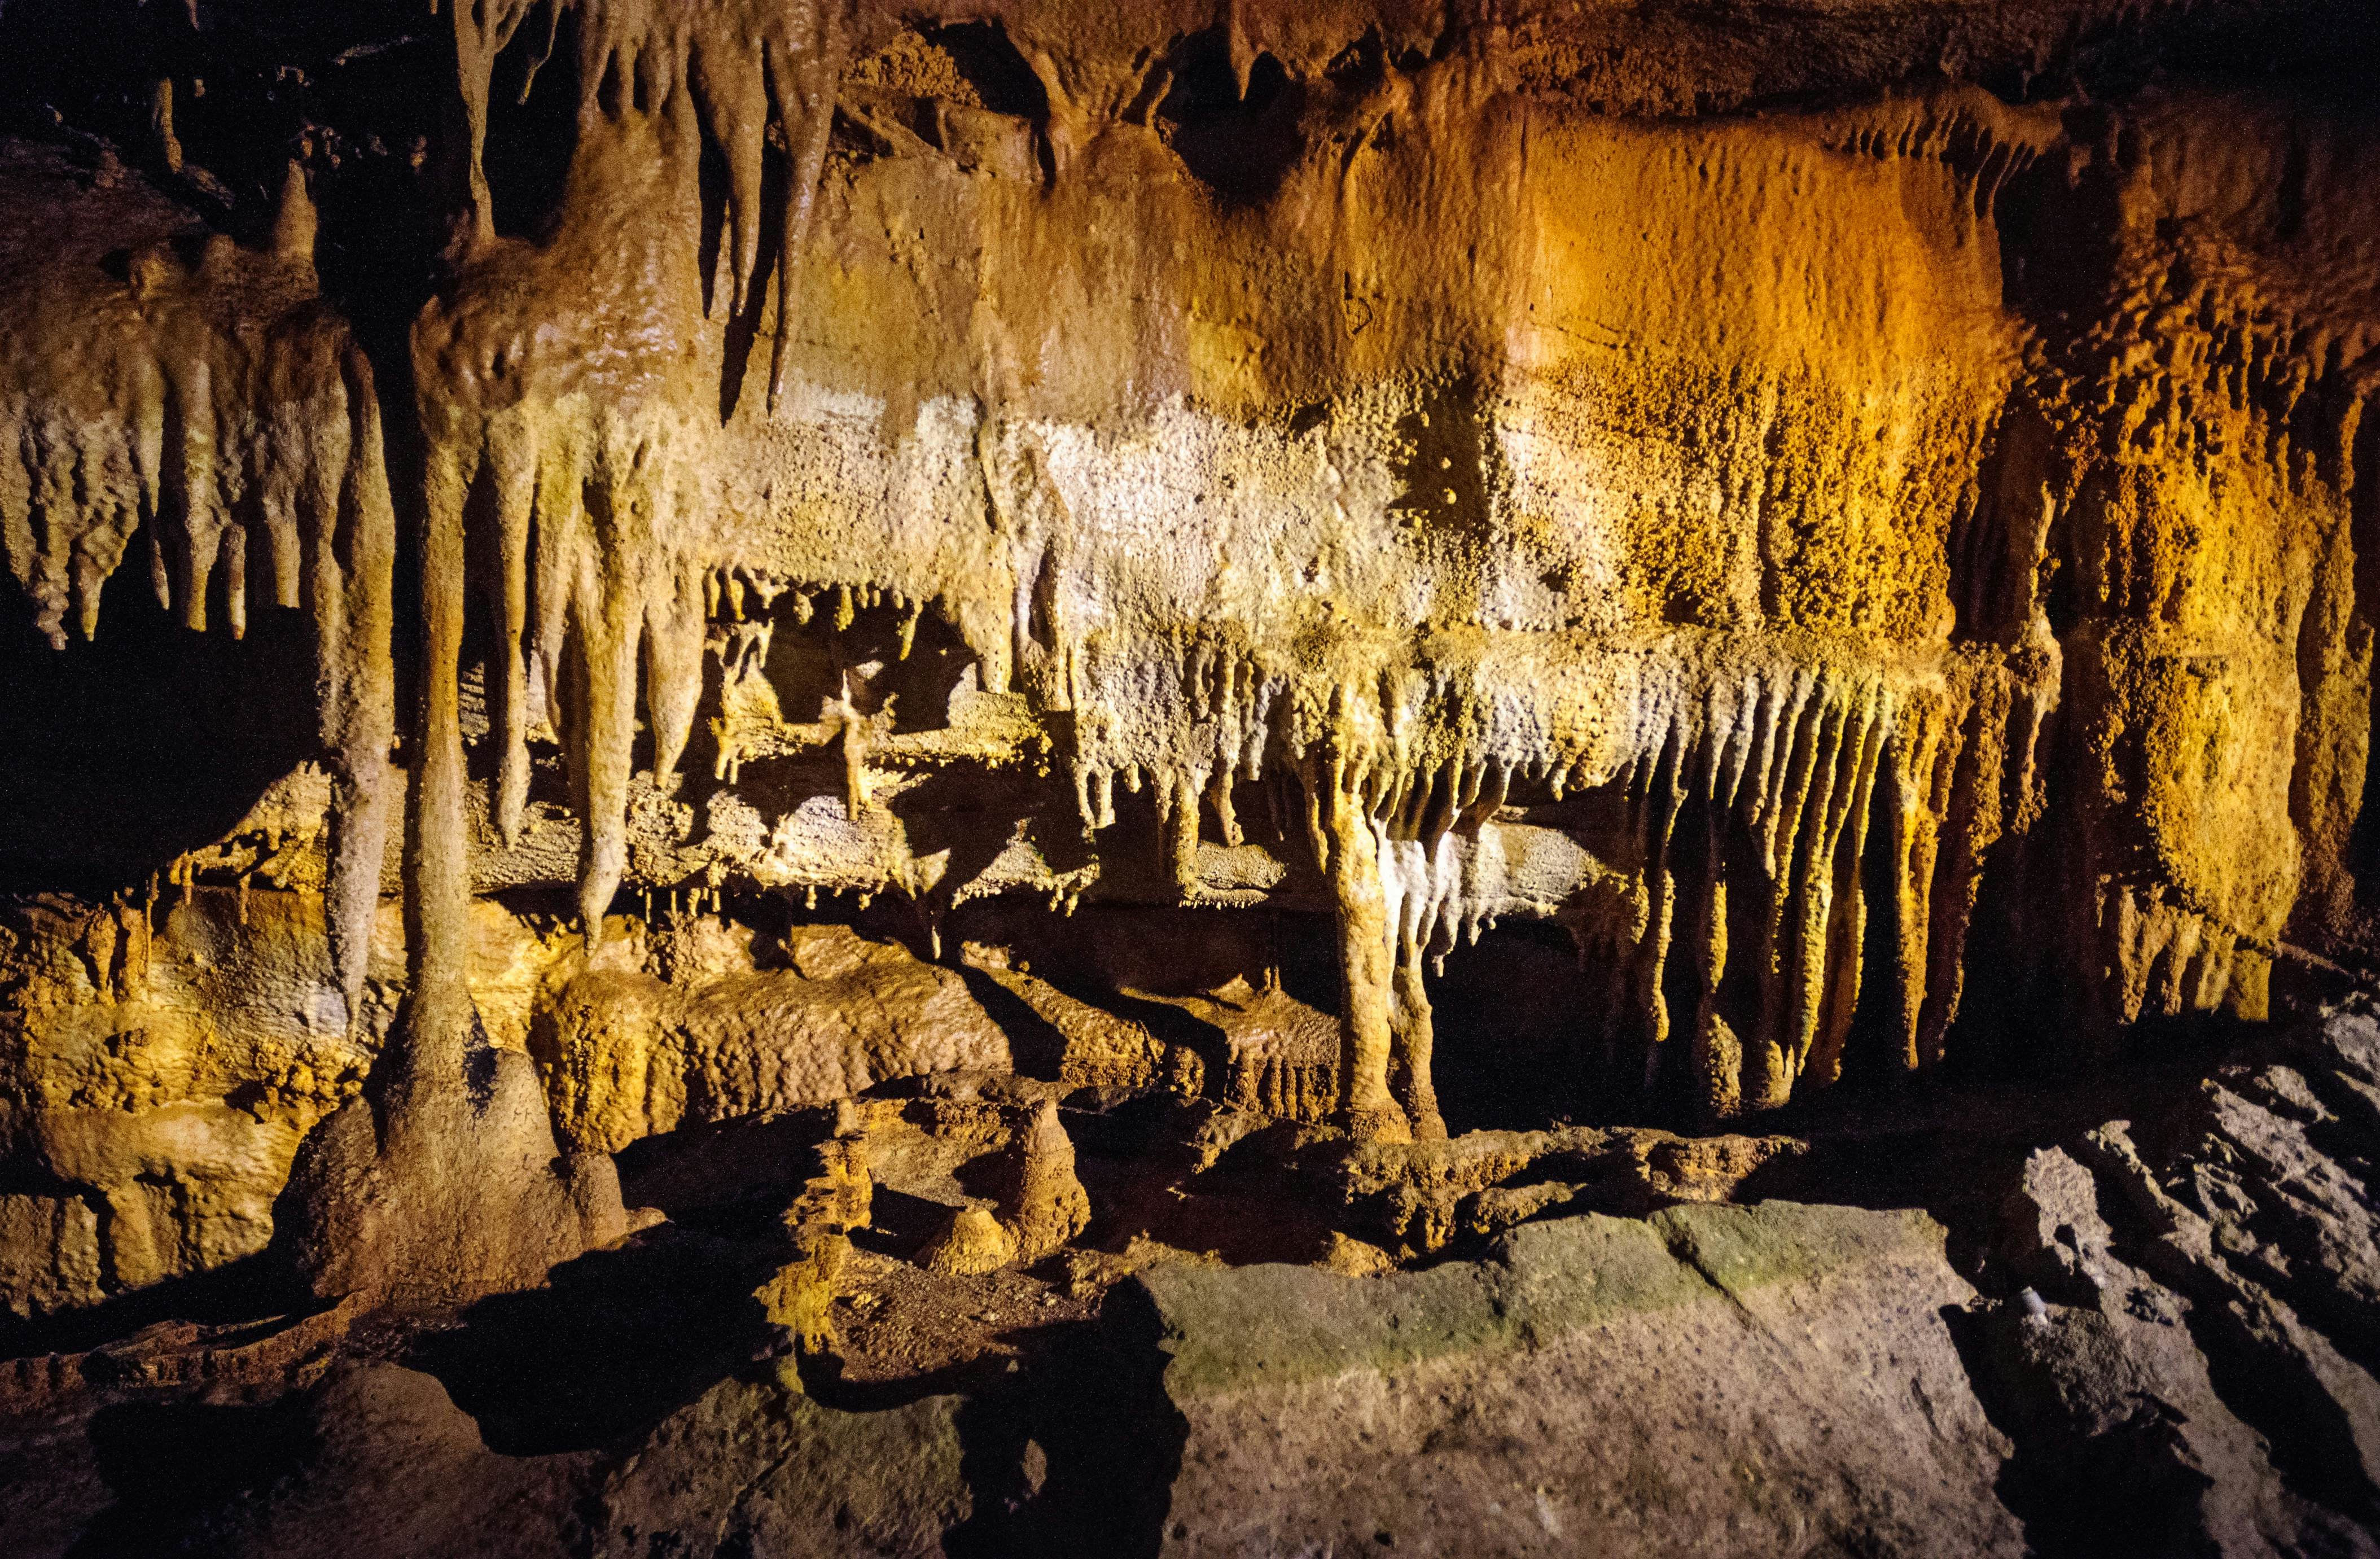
xmin=1 ymin=0 xmax=2377 ymax=1313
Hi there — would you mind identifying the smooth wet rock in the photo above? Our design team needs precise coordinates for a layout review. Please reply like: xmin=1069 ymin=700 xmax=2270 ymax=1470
xmin=1135 ymin=1201 xmax=2023 ymax=1558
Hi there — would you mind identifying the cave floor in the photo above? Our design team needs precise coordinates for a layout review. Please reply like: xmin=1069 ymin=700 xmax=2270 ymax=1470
xmin=0 ymin=1026 xmax=2277 ymax=1559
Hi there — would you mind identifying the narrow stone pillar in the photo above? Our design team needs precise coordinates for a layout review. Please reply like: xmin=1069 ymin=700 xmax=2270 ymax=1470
xmin=1323 ymin=778 xmax=1409 ymax=1143
xmin=1390 ymin=930 xmax=1446 ymax=1139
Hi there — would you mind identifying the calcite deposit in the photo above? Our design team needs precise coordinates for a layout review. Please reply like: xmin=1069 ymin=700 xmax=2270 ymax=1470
xmin=0 ymin=0 xmax=2376 ymax=1551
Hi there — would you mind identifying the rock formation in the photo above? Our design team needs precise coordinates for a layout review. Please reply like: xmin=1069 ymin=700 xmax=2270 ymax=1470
xmin=1980 ymin=1001 xmax=2380 ymax=1552
xmin=0 ymin=0 xmax=2376 ymax=1551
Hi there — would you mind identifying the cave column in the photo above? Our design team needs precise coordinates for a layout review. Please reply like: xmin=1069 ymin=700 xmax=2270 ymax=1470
xmin=1321 ymin=771 xmax=1410 ymax=1144
xmin=1690 ymin=818 xmax=1743 ymax=1119
xmin=1390 ymin=929 xmax=1446 ymax=1140
xmin=404 ymin=436 xmax=475 ymax=1079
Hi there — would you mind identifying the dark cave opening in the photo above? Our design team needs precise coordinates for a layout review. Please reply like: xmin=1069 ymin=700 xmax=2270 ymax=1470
xmin=0 ymin=564 xmax=318 ymax=895
xmin=1426 ymin=918 xmax=1603 ymax=1135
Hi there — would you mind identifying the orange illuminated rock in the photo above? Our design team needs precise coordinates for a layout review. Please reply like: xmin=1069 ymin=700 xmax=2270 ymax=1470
xmin=0 ymin=0 xmax=2375 ymax=1310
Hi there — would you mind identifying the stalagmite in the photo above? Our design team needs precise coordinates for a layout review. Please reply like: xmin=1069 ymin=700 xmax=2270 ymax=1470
xmin=831 ymin=673 xmax=871 ymax=817
xmin=280 ymin=303 xmax=626 ymax=1304
xmin=997 ymin=1098 xmax=1093 ymax=1262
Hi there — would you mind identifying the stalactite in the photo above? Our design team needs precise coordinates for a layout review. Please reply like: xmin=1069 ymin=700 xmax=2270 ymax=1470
xmin=1804 ymin=699 xmax=1887 ymax=1088
xmin=439 ymin=0 xmax=847 ymax=409
xmin=1689 ymin=808 xmax=1740 ymax=1118
xmin=420 ymin=0 xmax=853 ymax=944
xmin=422 ymin=323 xmax=720 ymax=944
xmin=0 ymin=156 xmax=394 ymax=1024
xmin=1057 ymin=610 xmax=2058 ymax=1124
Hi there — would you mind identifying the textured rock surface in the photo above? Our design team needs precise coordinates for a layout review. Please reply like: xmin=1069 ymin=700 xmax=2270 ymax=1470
xmin=0 ymin=0 xmax=2375 ymax=1302
xmin=0 ymin=1009 xmax=2372 ymax=1554
xmin=160 ymin=1363 xmax=972 ymax=1559
xmin=0 ymin=1202 xmax=2015 ymax=1559
xmin=540 ymin=921 xmax=1018 ymax=1154
xmin=0 ymin=0 xmax=2377 ymax=1549
xmin=1141 ymin=1202 xmax=2023 ymax=1557
xmin=1976 ymin=1002 xmax=2380 ymax=1555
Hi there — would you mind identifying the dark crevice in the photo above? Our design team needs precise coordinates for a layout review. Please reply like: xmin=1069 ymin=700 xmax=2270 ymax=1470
xmin=939 ymin=1286 xmax=1184 ymax=1558
xmin=920 ymin=23 xmax=1046 ymax=121
xmin=0 ymin=571 xmax=318 ymax=896
xmin=1156 ymin=35 xmax=1301 ymax=208
xmin=65 ymin=1395 xmax=318 ymax=1559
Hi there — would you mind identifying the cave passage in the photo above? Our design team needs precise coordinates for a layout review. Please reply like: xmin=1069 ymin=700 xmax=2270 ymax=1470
xmin=2 ymin=2 xmax=2379 ymax=1554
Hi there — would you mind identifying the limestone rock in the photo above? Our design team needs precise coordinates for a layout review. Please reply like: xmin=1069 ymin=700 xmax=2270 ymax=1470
xmin=538 ymin=926 xmax=1015 ymax=1155
xmin=1331 ymin=1122 xmax=1804 ymax=1253
xmin=1138 ymin=1202 xmax=2025 ymax=1557
xmin=0 ymin=0 xmax=2374 ymax=1515
xmin=994 ymin=1100 xmax=1093 ymax=1264
xmin=0 ymin=1194 xmax=100 ymax=1319
xmin=1317 ymin=1232 xmax=1397 ymax=1277
xmin=143 ymin=1362 xmax=971 ymax=1559
xmin=918 ymin=1204 xmax=1017 ymax=1277
xmin=187 ymin=1364 xmax=589 ymax=1559
xmin=0 ymin=890 xmax=380 ymax=1315
xmin=1979 ymin=1002 xmax=2380 ymax=1554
